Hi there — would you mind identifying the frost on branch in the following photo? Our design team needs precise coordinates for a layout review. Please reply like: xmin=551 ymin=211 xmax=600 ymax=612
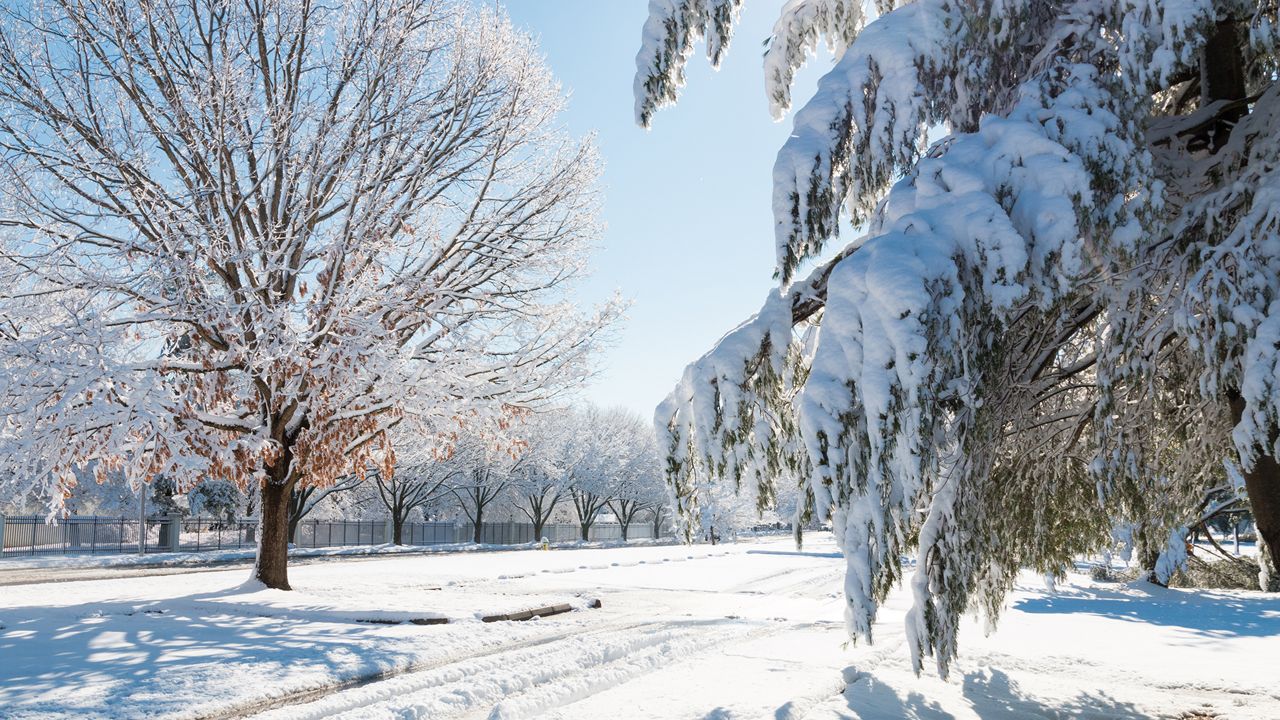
xmin=634 ymin=0 xmax=744 ymax=128
xmin=763 ymin=0 xmax=866 ymax=120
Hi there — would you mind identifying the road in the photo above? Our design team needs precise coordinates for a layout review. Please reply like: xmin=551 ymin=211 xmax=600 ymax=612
xmin=4 ymin=535 xmax=1275 ymax=719
xmin=233 ymin=540 xmax=854 ymax=720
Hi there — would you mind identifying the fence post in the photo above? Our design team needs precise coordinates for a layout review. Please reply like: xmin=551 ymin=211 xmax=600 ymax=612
xmin=0 ymin=514 xmax=5 ymax=555
xmin=164 ymin=514 xmax=181 ymax=552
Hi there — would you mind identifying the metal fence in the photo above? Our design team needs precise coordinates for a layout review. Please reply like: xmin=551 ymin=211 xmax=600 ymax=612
xmin=0 ymin=515 xmax=260 ymax=556
xmin=1 ymin=514 xmax=665 ymax=557
xmin=293 ymin=519 xmax=390 ymax=548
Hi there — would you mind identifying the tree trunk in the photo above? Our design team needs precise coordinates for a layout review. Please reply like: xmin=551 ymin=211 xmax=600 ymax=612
xmin=533 ymin=517 xmax=546 ymax=541
xmin=287 ymin=486 xmax=310 ymax=544
xmin=1230 ymin=393 xmax=1280 ymax=585
xmin=580 ymin=521 xmax=590 ymax=541
xmin=620 ymin=520 xmax=629 ymax=541
xmin=256 ymin=478 xmax=294 ymax=590
xmin=473 ymin=505 xmax=483 ymax=544
xmin=1198 ymin=17 xmax=1246 ymax=151
xmin=393 ymin=515 xmax=404 ymax=545
xmin=1200 ymin=18 xmax=1278 ymax=588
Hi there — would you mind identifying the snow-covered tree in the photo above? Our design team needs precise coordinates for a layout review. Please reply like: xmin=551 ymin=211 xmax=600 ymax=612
xmin=507 ymin=413 xmax=570 ymax=540
xmin=639 ymin=0 xmax=1280 ymax=676
xmin=605 ymin=420 xmax=667 ymax=540
xmin=564 ymin=406 xmax=649 ymax=541
xmin=194 ymin=479 xmax=242 ymax=526
xmin=373 ymin=446 xmax=452 ymax=545
xmin=446 ymin=435 xmax=518 ymax=544
xmin=287 ymin=476 xmax=362 ymax=543
xmin=150 ymin=477 xmax=189 ymax=518
xmin=0 ymin=0 xmax=619 ymax=589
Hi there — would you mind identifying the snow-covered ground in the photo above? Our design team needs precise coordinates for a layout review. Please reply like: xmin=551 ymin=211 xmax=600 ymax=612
xmin=1 ymin=533 xmax=1276 ymax=719
xmin=0 ymin=536 xmax=684 ymax=571
xmin=0 ymin=538 xmax=684 ymax=587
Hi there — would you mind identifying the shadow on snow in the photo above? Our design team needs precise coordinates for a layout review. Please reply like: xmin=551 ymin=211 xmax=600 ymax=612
xmin=831 ymin=668 xmax=1146 ymax=720
xmin=1013 ymin=583 xmax=1280 ymax=639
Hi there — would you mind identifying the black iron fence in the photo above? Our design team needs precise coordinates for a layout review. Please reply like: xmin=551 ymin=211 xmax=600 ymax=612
xmin=0 ymin=514 xmax=664 ymax=557
xmin=0 ymin=515 xmax=260 ymax=556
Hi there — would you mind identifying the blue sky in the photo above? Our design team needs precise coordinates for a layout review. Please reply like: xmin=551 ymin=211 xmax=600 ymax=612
xmin=503 ymin=1 xmax=832 ymax=420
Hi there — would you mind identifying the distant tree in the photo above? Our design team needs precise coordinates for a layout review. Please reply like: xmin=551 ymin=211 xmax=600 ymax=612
xmin=194 ymin=480 xmax=242 ymax=527
xmin=562 ymin=406 xmax=662 ymax=541
xmin=150 ymin=477 xmax=189 ymax=518
xmin=606 ymin=424 xmax=666 ymax=541
xmin=374 ymin=463 xmax=450 ymax=545
xmin=447 ymin=438 xmax=516 ymax=544
xmin=508 ymin=415 xmax=569 ymax=541
xmin=650 ymin=505 xmax=670 ymax=539
xmin=287 ymin=477 xmax=363 ymax=544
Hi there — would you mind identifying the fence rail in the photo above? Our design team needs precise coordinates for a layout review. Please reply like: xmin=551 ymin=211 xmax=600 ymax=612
xmin=1 ymin=514 xmax=665 ymax=557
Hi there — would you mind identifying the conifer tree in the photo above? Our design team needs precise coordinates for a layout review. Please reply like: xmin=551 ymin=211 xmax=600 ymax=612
xmin=638 ymin=0 xmax=1280 ymax=676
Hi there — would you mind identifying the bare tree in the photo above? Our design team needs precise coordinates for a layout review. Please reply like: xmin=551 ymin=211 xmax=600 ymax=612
xmin=374 ymin=465 xmax=449 ymax=545
xmin=0 ymin=0 xmax=617 ymax=589
xmin=451 ymin=468 xmax=510 ymax=545
xmin=288 ymin=476 xmax=362 ymax=544
xmin=605 ymin=420 xmax=664 ymax=541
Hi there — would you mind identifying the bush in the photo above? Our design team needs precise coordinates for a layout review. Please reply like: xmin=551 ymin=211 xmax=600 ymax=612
xmin=1167 ymin=555 xmax=1262 ymax=591
xmin=1089 ymin=564 xmax=1118 ymax=583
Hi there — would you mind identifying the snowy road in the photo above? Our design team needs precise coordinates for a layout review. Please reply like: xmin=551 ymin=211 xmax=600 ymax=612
xmin=2 ymin=534 xmax=1278 ymax=719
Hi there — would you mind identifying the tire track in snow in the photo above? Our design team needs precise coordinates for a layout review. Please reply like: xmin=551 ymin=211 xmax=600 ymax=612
xmin=239 ymin=617 xmax=830 ymax=720
xmin=238 ymin=618 xmax=722 ymax=720
xmin=210 ymin=614 xmax=652 ymax=720
xmin=469 ymin=619 xmax=800 ymax=720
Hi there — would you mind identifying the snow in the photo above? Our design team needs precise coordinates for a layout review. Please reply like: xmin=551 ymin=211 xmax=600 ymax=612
xmin=0 ymin=543 xmax=441 ymax=571
xmin=633 ymin=0 xmax=743 ymax=127
xmin=0 ymin=538 xmax=680 ymax=581
xmin=763 ymin=0 xmax=865 ymax=119
xmin=2 ymin=534 xmax=1277 ymax=719
xmin=772 ymin=0 xmax=951 ymax=275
